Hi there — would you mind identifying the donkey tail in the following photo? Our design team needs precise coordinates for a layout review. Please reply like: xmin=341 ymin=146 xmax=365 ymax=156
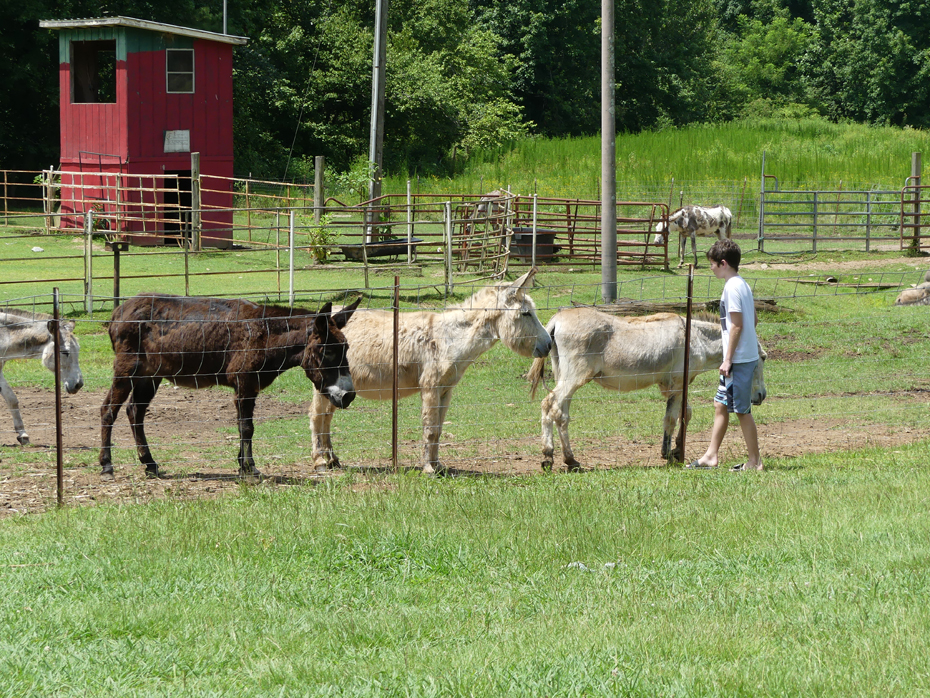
xmin=528 ymin=357 xmax=547 ymax=400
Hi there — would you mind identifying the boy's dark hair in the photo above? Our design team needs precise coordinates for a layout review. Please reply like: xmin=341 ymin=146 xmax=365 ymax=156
xmin=706 ymin=238 xmax=741 ymax=270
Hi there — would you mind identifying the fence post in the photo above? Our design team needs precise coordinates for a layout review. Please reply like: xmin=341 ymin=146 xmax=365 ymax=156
xmin=52 ymin=288 xmax=64 ymax=508
xmin=758 ymin=152 xmax=766 ymax=253
xmin=314 ymin=156 xmax=325 ymax=226
xmin=444 ymin=201 xmax=453 ymax=296
xmin=676 ymin=266 xmax=694 ymax=462
xmin=812 ymin=191 xmax=818 ymax=254
xmin=392 ymin=275 xmax=400 ymax=471
xmin=275 ymin=211 xmax=282 ymax=300
xmin=288 ymin=210 xmax=295 ymax=307
xmin=532 ymin=193 xmax=538 ymax=268
xmin=84 ymin=210 xmax=93 ymax=316
xmin=184 ymin=237 xmax=190 ymax=296
xmin=911 ymin=152 xmax=922 ymax=252
xmin=865 ymin=192 xmax=872 ymax=252
xmin=45 ymin=166 xmax=56 ymax=234
xmin=406 ymin=179 xmax=414 ymax=264
xmin=245 ymin=178 xmax=251 ymax=242
xmin=191 ymin=152 xmax=202 ymax=251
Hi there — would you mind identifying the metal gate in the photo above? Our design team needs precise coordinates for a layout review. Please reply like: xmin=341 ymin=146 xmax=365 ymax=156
xmin=758 ymin=176 xmax=903 ymax=253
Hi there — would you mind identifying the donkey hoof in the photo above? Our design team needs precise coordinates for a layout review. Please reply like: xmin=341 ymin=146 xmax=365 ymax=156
xmin=100 ymin=464 xmax=114 ymax=478
xmin=144 ymin=465 xmax=162 ymax=479
xmin=422 ymin=463 xmax=450 ymax=477
xmin=239 ymin=468 xmax=264 ymax=481
xmin=541 ymin=458 xmax=554 ymax=473
xmin=565 ymin=458 xmax=583 ymax=473
xmin=16 ymin=434 xmax=30 ymax=446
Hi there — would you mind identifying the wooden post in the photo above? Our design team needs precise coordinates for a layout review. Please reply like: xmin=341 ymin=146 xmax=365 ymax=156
xmin=314 ymin=156 xmax=325 ymax=226
xmin=52 ymin=288 xmax=64 ymax=507
xmin=392 ymin=275 xmax=400 ymax=471
xmin=191 ymin=152 xmax=202 ymax=250
xmin=676 ymin=265 xmax=694 ymax=463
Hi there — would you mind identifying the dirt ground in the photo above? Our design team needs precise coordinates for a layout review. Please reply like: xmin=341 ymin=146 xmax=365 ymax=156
xmin=1 ymin=385 xmax=927 ymax=517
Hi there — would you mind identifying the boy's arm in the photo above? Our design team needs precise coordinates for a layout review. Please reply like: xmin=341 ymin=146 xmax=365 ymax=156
xmin=721 ymin=311 xmax=744 ymax=377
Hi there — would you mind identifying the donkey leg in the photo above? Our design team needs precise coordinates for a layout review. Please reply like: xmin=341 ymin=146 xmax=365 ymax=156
xmin=0 ymin=370 xmax=29 ymax=446
xmin=126 ymin=378 xmax=162 ymax=477
xmin=540 ymin=391 xmax=558 ymax=472
xmin=99 ymin=377 xmax=133 ymax=475
xmin=661 ymin=385 xmax=690 ymax=463
xmin=677 ymin=235 xmax=686 ymax=268
xmin=691 ymin=233 xmax=699 ymax=268
xmin=542 ymin=379 xmax=583 ymax=472
xmin=235 ymin=391 xmax=261 ymax=477
xmin=421 ymin=387 xmax=453 ymax=475
xmin=309 ymin=389 xmax=339 ymax=470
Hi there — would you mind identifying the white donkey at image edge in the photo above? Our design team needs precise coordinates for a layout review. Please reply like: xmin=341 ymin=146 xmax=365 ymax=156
xmin=0 ymin=310 xmax=84 ymax=445
xmin=309 ymin=268 xmax=552 ymax=474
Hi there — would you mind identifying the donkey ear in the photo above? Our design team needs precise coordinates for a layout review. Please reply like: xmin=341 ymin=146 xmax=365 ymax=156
xmin=332 ymin=296 xmax=362 ymax=329
xmin=313 ymin=310 xmax=332 ymax=341
xmin=506 ymin=268 xmax=536 ymax=299
xmin=317 ymin=301 xmax=334 ymax=317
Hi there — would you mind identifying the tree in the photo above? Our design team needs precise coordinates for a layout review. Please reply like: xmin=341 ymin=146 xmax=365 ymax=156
xmin=806 ymin=0 xmax=930 ymax=127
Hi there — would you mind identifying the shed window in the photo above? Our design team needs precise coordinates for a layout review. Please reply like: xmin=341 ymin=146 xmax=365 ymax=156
xmin=166 ymin=49 xmax=195 ymax=93
xmin=71 ymin=40 xmax=117 ymax=104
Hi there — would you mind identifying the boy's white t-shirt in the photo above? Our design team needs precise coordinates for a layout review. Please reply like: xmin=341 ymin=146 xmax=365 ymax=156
xmin=720 ymin=275 xmax=759 ymax=363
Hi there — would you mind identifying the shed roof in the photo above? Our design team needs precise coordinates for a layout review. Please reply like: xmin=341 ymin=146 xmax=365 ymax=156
xmin=39 ymin=16 xmax=249 ymax=46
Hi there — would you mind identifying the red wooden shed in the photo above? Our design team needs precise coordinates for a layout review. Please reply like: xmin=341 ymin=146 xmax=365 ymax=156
xmin=39 ymin=16 xmax=248 ymax=248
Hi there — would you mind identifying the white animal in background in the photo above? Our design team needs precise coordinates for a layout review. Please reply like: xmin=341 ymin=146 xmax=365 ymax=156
xmin=653 ymin=205 xmax=733 ymax=268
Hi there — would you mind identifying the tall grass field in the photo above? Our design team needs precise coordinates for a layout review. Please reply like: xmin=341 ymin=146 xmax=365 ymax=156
xmin=2 ymin=117 xmax=930 ymax=696
xmin=386 ymin=117 xmax=930 ymax=202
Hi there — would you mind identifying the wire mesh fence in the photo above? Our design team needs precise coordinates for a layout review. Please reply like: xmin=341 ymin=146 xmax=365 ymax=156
xmin=1 ymin=270 xmax=929 ymax=513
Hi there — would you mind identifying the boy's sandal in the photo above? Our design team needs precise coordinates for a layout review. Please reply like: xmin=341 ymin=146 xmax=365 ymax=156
xmin=686 ymin=460 xmax=715 ymax=469
xmin=729 ymin=463 xmax=746 ymax=472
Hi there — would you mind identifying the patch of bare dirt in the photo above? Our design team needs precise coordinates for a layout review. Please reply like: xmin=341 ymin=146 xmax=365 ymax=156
xmin=743 ymin=254 xmax=930 ymax=274
xmin=0 ymin=386 xmax=927 ymax=517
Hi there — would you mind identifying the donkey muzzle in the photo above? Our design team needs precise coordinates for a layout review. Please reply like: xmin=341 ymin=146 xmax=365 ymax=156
xmin=324 ymin=373 xmax=356 ymax=409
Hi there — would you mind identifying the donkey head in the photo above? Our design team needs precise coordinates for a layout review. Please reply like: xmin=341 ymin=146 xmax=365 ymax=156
xmin=302 ymin=298 xmax=362 ymax=409
xmin=43 ymin=320 xmax=84 ymax=394
xmin=496 ymin=268 xmax=552 ymax=359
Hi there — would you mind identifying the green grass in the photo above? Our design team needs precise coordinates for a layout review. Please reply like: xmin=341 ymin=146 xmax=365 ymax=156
xmin=2 ymin=444 xmax=930 ymax=696
xmin=391 ymin=117 xmax=930 ymax=200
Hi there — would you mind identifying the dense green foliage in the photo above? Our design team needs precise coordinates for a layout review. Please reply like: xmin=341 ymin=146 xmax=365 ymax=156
xmin=2 ymin=0 xmax=930 ymax=178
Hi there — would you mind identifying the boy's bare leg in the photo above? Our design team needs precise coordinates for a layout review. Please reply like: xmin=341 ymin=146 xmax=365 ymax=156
xmin=737 ymin=412 xmax=763 ymax=470
xmin=695 ymin=401 xmax=729 ymax=468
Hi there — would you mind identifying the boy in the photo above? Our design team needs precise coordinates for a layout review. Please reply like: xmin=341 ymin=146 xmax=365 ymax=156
xmin=687 ymin=238 xmax=763 ymax=471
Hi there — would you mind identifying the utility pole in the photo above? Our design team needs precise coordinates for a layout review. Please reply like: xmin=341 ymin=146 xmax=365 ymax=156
xmin=367 ymin=0 xmax=389 ymax=242
xmin=601 ymin=0 xmax=617 ymax=303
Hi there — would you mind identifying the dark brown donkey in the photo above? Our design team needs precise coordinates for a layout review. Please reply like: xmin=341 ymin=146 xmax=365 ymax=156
xmin=100 ymin=293 xmax=361 ymax=477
